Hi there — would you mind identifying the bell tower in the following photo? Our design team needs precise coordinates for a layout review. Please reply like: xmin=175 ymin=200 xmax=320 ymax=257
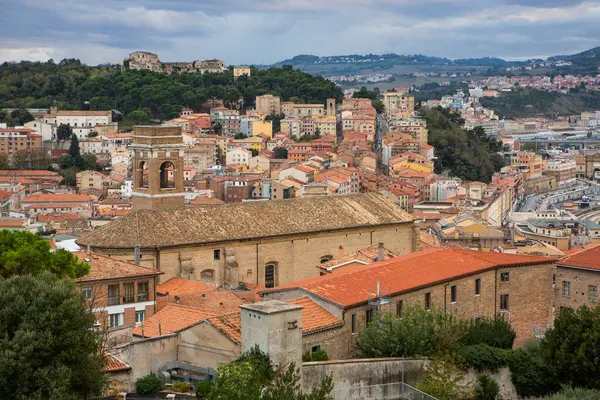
xmin=326 ymin=98 xmax=336 ymax=116
xmin=131 ymin=125 xmax=186 ymax=210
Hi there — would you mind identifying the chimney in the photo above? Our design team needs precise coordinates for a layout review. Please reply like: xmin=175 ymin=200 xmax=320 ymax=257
xmin=86 ymin=244 xmax=91 ymax=255
xmin=174 ymin=295 xmax=180 ymax=304
xmin=338 ymin=245 xmax=344 ymax=258
xmin=141 ymin=324 xmax=145 ymax=337
xmin=158 ymin=320 xmax=162 ymax=336
xmin=378 ymin=242 xmax=385 ymax=261
xmin=201 ymin=293 xmax=206 ymax=298
xmin=134 ymin=245 xmax=141 ymax=265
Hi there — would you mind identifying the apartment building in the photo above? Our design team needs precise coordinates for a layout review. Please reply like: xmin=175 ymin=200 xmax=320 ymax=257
xmin=255 ymin=94 xmax=281 ymax=115
xmin=543 ymin=159 xmax=576 ymax=187
xmin=226 ymin=147 xmax=252 ymax=166
xmin=75 ymin=252 xmax=162 ymax=330
xmin=0 ymin=127 xmax=42 ymax=156
xmin=383 ymin=92 xmax=414 ymax=115
xmin=233 ymin=66 xmax=251 ymax=78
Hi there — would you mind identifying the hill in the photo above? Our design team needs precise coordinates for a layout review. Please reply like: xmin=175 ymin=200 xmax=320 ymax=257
xmin=0 ymin=60 xmax=342 ymax=121
xmin=480 ymin=88 xmax=600 ymax=119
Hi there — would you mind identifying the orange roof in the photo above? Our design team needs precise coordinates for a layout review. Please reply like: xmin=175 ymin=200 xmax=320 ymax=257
xmin=559 ymin=243 xmax=600 ymax=270
xmin=266 ymin=248 xmax=554 ymax=308
xmin=206 ymin=297 xmax=342 ymax=344
xmin=0 ymin=218 xmax=25 ymax=228
xmin=157 ymin=277 xmax=217 ymax=296
xmin=189 ymin=197 xmax=226 ymax=206
xmin=23 ymin=193 xmax=92 ymax=203
xmin=74 ymin=252 xmax=161 ymax=282
xmin=0 ymin=170 xmax=59 ymax=177
xmin=160 ymin=290 xmax=242 ymax=314
xmin=133 ymin=304 xmax=218 ymax=338
xmin=37 ymin=213 xmax=86 ymax=222
xmin=103 ymin=353 xmax=131 ymax=372
xmin=207 ymin=312 xmax=242 ymax=345
xmin=288 ymin=297 xmax=344 ymax=334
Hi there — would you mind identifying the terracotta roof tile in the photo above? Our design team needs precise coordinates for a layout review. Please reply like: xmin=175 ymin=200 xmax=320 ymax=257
xmin=207 ymin=313 xmax=242 ymax=345
xmin=74 ymin=252 xmax=162 ymax=282
xmin=0 ymin=218 xmax=25 ymax=228
xmin=163 ymin=290 xmax=242 ymax=314
xmin=0 ymin=170 xmax=60 ymax=177
xmin=266 ymin=249 xmax=554 ymax=308
xmin=157 ymin=277 xmax=217 ymax=296
xmin=559 ymin=243 xmax=600 ymax=270
xmin=78 ymin=194 xmax=413 ymax=249
xmin=288 ymin=297 xmax=344 ymax=334
xmin=133 ymin=304 xmax=218 ymax=338
xmin=23 ymin=194 xmax=92 ymax=203
xmin=103 ymin=353 xmax=131 ymax=372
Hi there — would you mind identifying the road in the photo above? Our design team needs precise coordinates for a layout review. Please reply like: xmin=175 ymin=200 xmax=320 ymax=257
xmin=375 ymin=112 xmax=387 ymax=172
xmin=516 ymin=180 xmax=595 ymax=213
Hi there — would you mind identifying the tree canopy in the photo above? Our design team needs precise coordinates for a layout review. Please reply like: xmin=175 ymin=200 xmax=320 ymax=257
xmin=0 ymin=60 xmax=342 ymax=121
xmin=0 ymin=272 xmax=105 ymax=400
xmin=421 ymin=106 xmax=504 ymax=183
xmin=0 ymin=230 xmax=89 ymax=278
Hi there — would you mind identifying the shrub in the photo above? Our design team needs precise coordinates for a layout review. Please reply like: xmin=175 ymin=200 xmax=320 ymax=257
xmin=353 ymin=306 xmax=467 ymax=358
xmin=474 ymin=374 xmax=499 ymax=400
xmin=302 ymin=349 xmax=329 ymax=362
xmin=235 ymin=345 xmax=274 ymax=385
xmin=548 ymin=387 xmax=600 ymax=400
xmin=173 ymin=381 xmax=189 ymax=392
xmin=454 ymin=344 xmax=509 ymax=372
xmin=135 ymin=372 xmax=162 ymax=394
xmin=416 ymin=357 xmax=470 ymax=400
xmin=196 ymin=380 xmax=213 ymax=399
xmin=506 ymin=349 xmax=558 ymax=398
xmin=465 ymin=317 xmax=516 ymax=349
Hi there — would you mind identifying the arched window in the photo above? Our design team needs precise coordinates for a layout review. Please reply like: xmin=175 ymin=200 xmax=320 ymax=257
xmin=265 ymin=263 xmax=277 ymax=288
xmin=138 ymin=161 xmax=148 ymax=188
xmin=320 ymin=255 xmax=333 ymax=264
xmin=200 ymin=269 xmax=215 ymax=285
xmin=159 ymin=161 xmax=176 ymax=188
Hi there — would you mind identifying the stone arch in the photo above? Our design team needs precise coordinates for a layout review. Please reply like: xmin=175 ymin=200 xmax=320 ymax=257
xmin=264 ymin=262 xmax=278 ymax=289
xmin=159 ymin=161 xmax=176 ymax=188
xmin=200 ymin=269 xmax=215 ymax=285
xmin=138 ymin=161 xmax=149 ymax=188
xmin=320 ymin=255 xmax=333 ymax=264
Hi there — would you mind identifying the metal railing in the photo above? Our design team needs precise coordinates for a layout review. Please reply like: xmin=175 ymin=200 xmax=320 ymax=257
xmin=137 ymin=292 xmax=149 ymax=302
xmin=107 ymin=295 xmax=120 ymax=306
xmin=332 ymin=382 xmax=438 ymax=400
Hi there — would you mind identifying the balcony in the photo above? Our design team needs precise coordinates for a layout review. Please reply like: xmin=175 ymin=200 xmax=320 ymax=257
xmin=107 ymin=296 xmax=120 ymax=306
xmin=137 ymin=292 xmax=149 ymax=302
xmin=123 ymin=295 xmax=135 ymax=304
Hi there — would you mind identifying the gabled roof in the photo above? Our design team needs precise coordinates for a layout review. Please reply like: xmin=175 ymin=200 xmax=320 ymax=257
xmin=103 ymin=353 xmax=131 ymax=372
xmin=265 ymin=249 xmax=554 ymax=308
xmin=133 ymin=304 xmax=218 ymax=338
xmin=23 ymin=193 xmax=92 ymax=203
xmin=74 ymin=252 xmax=162 ymax=282
xmin=206 ymin=297 xmax=343 ymax=345
xmin=558 ymin=243 xmax=600 ymax=270
xmin=157 ymin=277 xmax=217 ymax=296
xmin=77 ymin=194 xmax=413 ymax=249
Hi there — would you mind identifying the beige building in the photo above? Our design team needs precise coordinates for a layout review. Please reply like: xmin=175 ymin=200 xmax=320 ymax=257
xmin=383 ymin=92 xmax=414 ymax=115
xmin=76 ymin=170 xmax=105 ymax=191
xmin=255 ymin=94 xmax=281 ymax=116
xmin=78 ymin=193 xmax=417 ymax=288
xmin=313 ymin=116 xmax=337 ymax=136
xmin=292 ymin=104 xmax=325 ymax=118
xmin=233 ymin=66 xmax=251 ymax=78
xmin=543 ymin=159 xmax=576 ymax=187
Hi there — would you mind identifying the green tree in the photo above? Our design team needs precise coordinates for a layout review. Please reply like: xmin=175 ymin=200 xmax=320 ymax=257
xmin=208 ymin=361 xmax=262 ymax=400
xmin=416 ymin=357 xmax=469 ymax=400
xmin=0 ymin=154 xmax=9 ymax=170
xmin=56 ymin=123 xmax=73 ymax=142
xmin=542 ymin=305 xmax=600 ymax=389
xmin=353 ymin=306 xmax=467 ymax=358
xmin=273 ymin=147 xmax=288 ymax=159
xmin=0 ymin=230 xmax=89 ymax=278
xmin=465 ymin=317 xmax=515 ymax=349
xmin=60 ymin=166 xmax=77 ymax=186
xmin=473 ymin=374 xmax=499 ymax=400
xmin=127 ymin=109 xmax=151 ymax=124
xmin=0 ymin=273 xmax=105 ymax=400
xmin=250 ymin=149 xmax=259 ymax=157
xmin=69 ymin=134 xmax=80 ymax=158
xmin=82 ymin=153 xmax=102 ymax=171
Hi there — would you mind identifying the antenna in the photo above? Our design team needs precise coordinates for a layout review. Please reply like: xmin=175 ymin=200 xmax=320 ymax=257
xmin=368 ymin=281 xmax=391 ymax=329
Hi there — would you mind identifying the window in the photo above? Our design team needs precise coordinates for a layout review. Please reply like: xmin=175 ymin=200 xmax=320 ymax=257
xmin=351 ymin=313 xmax=357 ymax=334
xmin=563 ymin=281 xmax=571 ymax=296
xmin=109 ymin=313 xmax=123 ymax=328
xmin=475 ymin=278 xmax=481 ymax=296
xmin=311 ymin=345 xmax=321 ymax=353
xmin=590 ymin=285 xmax=598 ymax=303
xmin=500 ymin=272 xmax=510 ymax=282
xmin=396 ymin=300 xmax=403 ymax=317
xmin=450 ymin=285 xmax=457 ymax=303
xmin=108 ymin=284 xmax=120 ymax=306
xmin=265 ymin=264 xmax=276 ymax=289
xmin=123 ymin=282 xmax=134 ymax=303
xmin=137 ymin=281 xmax=149 ymax=302
xmin=82 ymin=287 xmax=92 ymax=299
xmin=214 ymin=249 xmax=221 ymax=260
xmin=500 ymin=294 xmax=509 ymax=311
xmin=366 ymin=308 xmax=374 ymax=324
xmin=135 ymin=310 xmax=145 ymax=324
xmin=425 ymin=292 xmax=432 ymax=310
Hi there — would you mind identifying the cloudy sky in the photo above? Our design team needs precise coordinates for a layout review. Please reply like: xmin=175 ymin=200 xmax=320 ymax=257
xmin=1 ymin=0 xmax=599 ymax=65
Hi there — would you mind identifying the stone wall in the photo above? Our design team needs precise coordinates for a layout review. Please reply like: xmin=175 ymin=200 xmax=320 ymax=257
xmin=302 ymin=358 xmax=428 ymax=399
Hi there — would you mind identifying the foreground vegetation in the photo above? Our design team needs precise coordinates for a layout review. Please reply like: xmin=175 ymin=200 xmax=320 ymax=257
xmin=0 ymin=59 xmax=342 ymax=122
xmin=353 ymin=305 xmax=600 ymax=399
